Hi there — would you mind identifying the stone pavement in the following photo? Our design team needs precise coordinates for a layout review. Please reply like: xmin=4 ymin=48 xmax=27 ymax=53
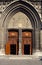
xmin=0 ymin=55 xmax=42 ymax=65
xmin=0 ymin=58 xmax=42 ymax=65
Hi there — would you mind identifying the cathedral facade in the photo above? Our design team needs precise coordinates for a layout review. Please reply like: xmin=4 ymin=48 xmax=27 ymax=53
xmin=0 ymin=0 xmax=42 ymax=56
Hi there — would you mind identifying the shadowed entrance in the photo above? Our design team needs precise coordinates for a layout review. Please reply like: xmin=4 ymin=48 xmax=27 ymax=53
xmin=24 ymin=44 xmax=30 ymax=55
xmin=5 ymin=29 xmax=32 ymax=55
xmin=10 ymin=44 xmax=16 ymax=55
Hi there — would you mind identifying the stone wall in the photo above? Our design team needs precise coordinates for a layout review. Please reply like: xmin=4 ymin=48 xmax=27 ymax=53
xmin=0 ymin=1 xmax=42 ymax=51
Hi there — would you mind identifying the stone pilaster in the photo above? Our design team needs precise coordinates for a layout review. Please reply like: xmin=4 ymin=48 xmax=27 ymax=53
xmin=0 ymin=28 xmax=7 ymax=49
xmin=40 ymin=30 xmax=42 ymax=50
xmin=35 ymin=29 xmax=40 ymax=50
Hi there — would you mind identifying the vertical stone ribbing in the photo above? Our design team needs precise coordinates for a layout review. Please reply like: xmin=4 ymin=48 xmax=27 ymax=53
xmin=19 ymin=29 xmax=22 ymax=55
xmin=35 ymin=29 xmax=40 ymax=50
xmin=40 ymin=30 xmax=42 ymax=50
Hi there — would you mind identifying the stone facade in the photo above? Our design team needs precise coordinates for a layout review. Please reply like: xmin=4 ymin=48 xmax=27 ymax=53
xmin=0 ymin=0 xmax=42 ymax=55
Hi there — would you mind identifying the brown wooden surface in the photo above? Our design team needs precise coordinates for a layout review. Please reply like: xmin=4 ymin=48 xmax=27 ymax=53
xmin=22 ymin=31 xmax=32 ymax=55
xmin=5 ymin=31 xmax=19 ymax=55
xmin=5 ymin=30 xmax=32 ymax=55
xmin=5 ymin=43 xmax=10 ymax=55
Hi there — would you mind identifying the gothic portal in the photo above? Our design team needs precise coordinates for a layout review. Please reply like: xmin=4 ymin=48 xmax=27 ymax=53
xmin=0 ymin=1 xmax=41 ymax=55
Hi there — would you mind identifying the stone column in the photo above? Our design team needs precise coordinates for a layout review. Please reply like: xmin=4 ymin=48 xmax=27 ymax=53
xmin=19 ymin=29 xmax=22 ymax=55
xmin=0 ymin=27 xmax=6 ymax=54
xmin=35 ymin=29 xmax=40 ymax=51
xmin=0 ymin=28 xmax=2 ymax=49
xmin=40 ymin=30 xmax=42 ymax=51
xmin=1 ymin=28 xmax=6 ymax=49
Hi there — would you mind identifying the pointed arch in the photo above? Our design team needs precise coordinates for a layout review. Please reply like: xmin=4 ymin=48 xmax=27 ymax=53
xmin=1 ymin=1 xmax=41 ymax=51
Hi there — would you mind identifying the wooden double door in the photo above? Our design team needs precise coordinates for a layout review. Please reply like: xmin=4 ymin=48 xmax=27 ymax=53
xmin=5 ymin=29 xmax=32 ymax=55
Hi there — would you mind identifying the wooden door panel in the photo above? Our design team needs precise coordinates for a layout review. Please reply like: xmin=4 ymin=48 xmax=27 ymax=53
xmin=5 ymin=29 xmax=19 ymax=55
xmin=22 ymin=30 xmax=32 ymax=55
xmin=22 ymin=38 xmax=32 ymax=44
xmin=22 ymin=32 xmax=32 ymax=37
xmin=5 ymin=43 xmax=10 ymax=55
xmin=8 ymin=32 xmax=18 ymax=37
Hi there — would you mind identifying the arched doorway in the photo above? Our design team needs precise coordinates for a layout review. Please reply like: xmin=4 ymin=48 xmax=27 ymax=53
xmin=0 ymin=1 xmax=41 ymax=55
xmin=5 ymin=12 xmax=33 ymax=55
